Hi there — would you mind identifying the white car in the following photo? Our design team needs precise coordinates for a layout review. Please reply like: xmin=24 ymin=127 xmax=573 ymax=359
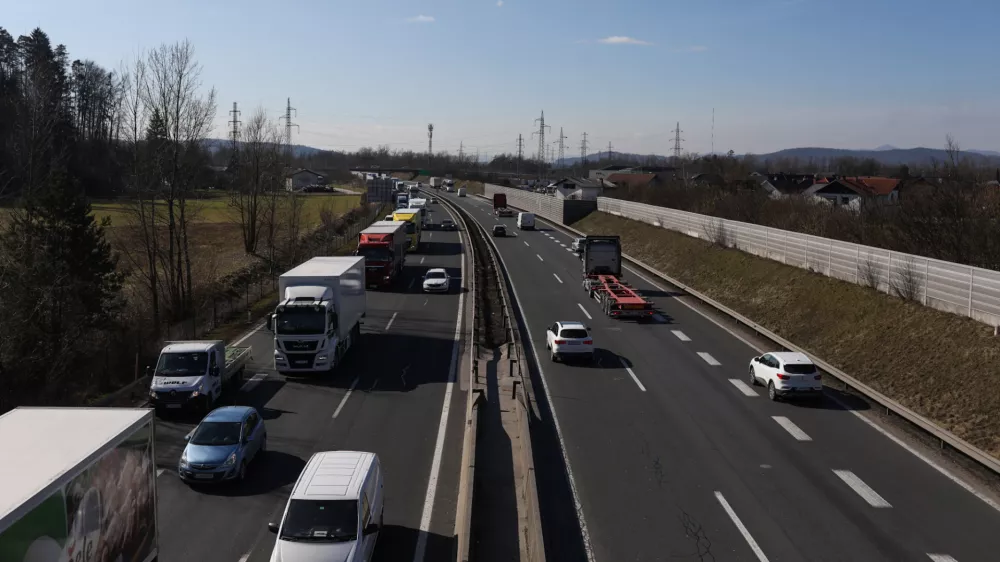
xmin=545 ymin=321 xmax=594 ymax=362
xmin=571 ymin=237 xmax=585 ymax=253
xmin=422 ymin=268 xmax=451 ymax=293
xmin=748 ymin=352 xmax=823 ymax=401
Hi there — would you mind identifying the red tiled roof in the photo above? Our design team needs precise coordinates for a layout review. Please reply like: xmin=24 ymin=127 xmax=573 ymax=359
xmin=607 ymin=173 xmax=657 ymax=188
xmin=841 ymin=176 xmax=899 ymax=196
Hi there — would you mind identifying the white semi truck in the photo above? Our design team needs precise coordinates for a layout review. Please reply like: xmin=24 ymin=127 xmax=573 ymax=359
xmin=0 ymin=407 xmax=159 ymax=562
xmin=147 ymin=340 xmax=252 ymax=415
xmin=270 ymin=256 xmax=367 ymax=376
xmin=429 ymin=177 xmax=443 ymax=189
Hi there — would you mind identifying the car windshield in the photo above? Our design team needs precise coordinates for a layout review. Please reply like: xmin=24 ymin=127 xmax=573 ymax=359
xmin=443 ymin=220 xmax=453 ymax=225
xmin=559 ymin=329 xmax=589 ymax=339
xmin=275 ymin=308 xmax=325 ymax=335
xmin=427 ymin=271 xmax=446 ymax=279
xmin=784 ymin=363 xmax=816 ymax=375
xmin=280 ymin=499 xmax=358 ymax=542
xmin=357 ymin=247 xmax=391 ymax=262
xmin=156 ymin=352 xmax=208 ymax=377
xmin=189 ymin=421 xmax=242 ymax=446
xmin=404 ymin=222 xmax=415 ymax=234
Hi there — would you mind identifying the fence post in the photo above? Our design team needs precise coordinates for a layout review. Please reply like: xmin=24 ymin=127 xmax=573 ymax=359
xmin=764 ymin=229 xmax=769 ymax=258
xmin=887 ymin=251 xmax=892 ymax=294
xmin=969 ymin=267 xmax=974 ymax=316
xmin=855 ymin=245 xmax=861 ymax=283
xmin=782 ymin=231 xmax=787 ymax=263
xmin=805 ymin=236 xmax=809 ymax=269
xmin=827 ymin=241 xmax=833 ymax=276
xmin=923 ymin=260 xmax=929 ymax=305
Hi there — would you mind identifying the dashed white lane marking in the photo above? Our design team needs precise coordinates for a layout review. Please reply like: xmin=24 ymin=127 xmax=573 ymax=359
xmin=833 ymin=470 xmax=892 ymax=508
xmin=157 ymin=469 xmax=165 ymax=477
xmin=698 ymin=352 xmax=721 ymax=366
xmin=238 ymin=553 xmax=250 ymax=562
xmin=577 ymin=303 xmax=592 ymax=320
xmin=385 ymin=312 xmax=398 ymax=331
xmin=715 ymin=491 xmax=770 ymax=561
xmin=553 ymin=273 xmax=563 ymax=284
xmin=671 ymin=330 xmax=691 ymax=341
xmin=926 ymin=555 xmax=958 ymax=562
xmin=537 ymin=254 xmax=544 ymax=262
xmin=524 ymin=241 xmax=530 ymax=246
xmin=772 ymin=416 xmax=813 ymax=441
xmin=559 ymin=243 xmax=567 ymax=248
xmin=332 ymin=377 xmax=360 ymax=418
xmin=239 ymin=373 xmax=267 ymax=393
xmin=619 ymin=358 xmax=647 ymax=392
xmin=566 ymin=248 xmax=574 ymax=252
xmin=420 ymin=256 xmax=425 ymax=264
xmin=729 ymin=379 xmax=759 ymax=397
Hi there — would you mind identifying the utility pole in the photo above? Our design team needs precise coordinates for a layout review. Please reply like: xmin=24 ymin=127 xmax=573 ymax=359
xmin=556 ymin=127 xmax=567 ymax=167
xmin=606 ymin=141 xmax=614 ymax=162
xmin=278 ymin=98 xmax=299 ymax=156
xmin=427 ymin=123 xmax=434 ymax=163
xmin=516 ymin=134 xmax=524 ymax=175
xmin=580 ymin=132 xmax=589 ymax=162
xmin=458 ymin=141 xmax=464 ymax=162
xmin=532 ymin=110 xmax=551 ymax=164
xmin=711 ymin=108 xmax=715 ymax=155
xmin=228 ymin=102 xmax=241 ymax=145
xmin=671 ymin=122 xmax=684 ymax=163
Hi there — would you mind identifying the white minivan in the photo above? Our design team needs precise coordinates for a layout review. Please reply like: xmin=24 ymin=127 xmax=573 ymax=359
xmin=268 ymin=451 xmax=384 ymax=562
xmin=517 ymin=212 xmax=535 ymax=230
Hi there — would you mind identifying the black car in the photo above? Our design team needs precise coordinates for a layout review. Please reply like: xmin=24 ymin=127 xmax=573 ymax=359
xmin=492 ymin=225 xmax=506 ymax=237
xmin=440 ymin=219 xmax=457 ymax=231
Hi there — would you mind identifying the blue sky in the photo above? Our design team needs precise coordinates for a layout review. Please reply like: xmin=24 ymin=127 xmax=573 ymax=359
xmin=6 ymin=0 xmax=1000 ymax=155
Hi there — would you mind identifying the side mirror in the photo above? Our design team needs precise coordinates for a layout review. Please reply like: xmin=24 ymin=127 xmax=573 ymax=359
xmin=753 ymin=356 xmax=761 ymax=363
xmin=267 ymin=522 xmax=279 ymax=534
xmin=184 ymin=431 xmax=193 ymax=442
xmin=145 ymin=365 xmax=153 ymax=377
xmin=210 ymin=366 xmax=220 ymax=377
xmin=363 ymin=523 xmax=379 ymax=536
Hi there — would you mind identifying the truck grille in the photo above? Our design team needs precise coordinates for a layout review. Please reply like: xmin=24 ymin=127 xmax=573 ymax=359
xmin=283 ymin=340 xmax=318 ymax=352
xmin=285 ymin=353 xmax=317 ymax=368
xmin=189 ymin=463 xmax=218 ymax=470
xmin=155 ymin=390 xmax=192 ymax=403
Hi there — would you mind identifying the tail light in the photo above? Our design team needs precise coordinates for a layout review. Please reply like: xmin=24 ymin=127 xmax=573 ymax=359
xmin=583 ymin=340 xmax=593 ymax=345
xmin=776 ymin=373 xmax=790 ymax=380
xmin=814 ymin=374 xmax=822 ymax=380
xmin=554 ymin=339 xmax=566 ymax=344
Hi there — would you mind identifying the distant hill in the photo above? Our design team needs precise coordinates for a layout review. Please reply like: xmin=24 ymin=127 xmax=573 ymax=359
xmin=201 ymin=138 xmax=328 ymax=159
xmin=556 ymin=152 xmax=672 ymax=168
xmin=752 ymin=147 xmax=1000 ymax=166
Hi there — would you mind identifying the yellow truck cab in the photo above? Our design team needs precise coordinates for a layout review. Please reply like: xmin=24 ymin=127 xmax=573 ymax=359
xmin=392 ymin=209 xmax=422 ymax=252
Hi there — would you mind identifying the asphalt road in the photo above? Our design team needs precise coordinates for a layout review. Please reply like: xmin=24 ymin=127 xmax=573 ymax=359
xmin=447 ymin=192 xmax=1000 ymax=562
xmin=153 ymin=199 xmax=468 ymax=562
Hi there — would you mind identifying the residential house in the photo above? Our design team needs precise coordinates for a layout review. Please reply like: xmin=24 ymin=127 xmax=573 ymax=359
xmin=550 ymin=177 xmax=604 ymax=200
xmin=758 ymin=173 xmax=819 ymax=199
xmin=803 ymin=176 xmax=900 ymax=209
xmin=285 ymin=168 xmax=326 ymax=191
xmin=606 ymin=173 xmax=661 ymax=191
xmin=588 ymin=165 xmax=632 ymax=182
xmin=689 ymin=172 xmax=725 ymax=187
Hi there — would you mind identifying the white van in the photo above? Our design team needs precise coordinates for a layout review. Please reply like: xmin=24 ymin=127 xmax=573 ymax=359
xmin=268 ymin=451 xmax=384 ymax=561
xmin=457 ymin=187 xmax=467 ymax=197
xmin=517 ymin=212 xmax=535 ymax=230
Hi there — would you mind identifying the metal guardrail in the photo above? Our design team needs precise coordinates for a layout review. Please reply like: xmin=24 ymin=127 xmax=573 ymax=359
xmin=484 ymin=183 xmax=1000 ymax=328
xmin=473 ymin=192 xmax=1000 ymax=478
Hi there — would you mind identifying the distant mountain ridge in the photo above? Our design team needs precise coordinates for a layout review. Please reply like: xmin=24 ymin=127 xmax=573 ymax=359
xmin=202 ymin=138 xmax=325 ymax=159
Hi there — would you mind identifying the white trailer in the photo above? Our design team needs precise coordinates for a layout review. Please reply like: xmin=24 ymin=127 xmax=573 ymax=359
xmin=0 ymin=407 xmax=159 ymax=562
xmin=270 ymin=256 xmax=367 ymax=375
xmin=148 ymin=340 xmax=251 ymax=415
xmin=429 ymin=177 xmax=443 ymax=188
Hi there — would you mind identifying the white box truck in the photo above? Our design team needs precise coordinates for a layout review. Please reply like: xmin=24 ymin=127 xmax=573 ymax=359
xmin=429 ymin=177 xmax=442 ymax=189
xmin=0 ymin=407 xmax=159 ymax=562
xmin=269 ymin=256 xmax=367 ymax=376
xmin=147 ymin=341 xmax=252 ymax=415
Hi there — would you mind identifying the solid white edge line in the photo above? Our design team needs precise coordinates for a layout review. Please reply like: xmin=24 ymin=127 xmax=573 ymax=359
xmin=833 ymin=469 xmax=892 ymax=508
xmin=577 ymin=303 xmax=593 ymax=320
xmin=461 ymin=199 xmax=596 ymax=561
xmin=697 ymin=352 xmax=721 ymax=366
xmin=715 ymin=491 xmax=770 ymax=562
xmin=620 ymin=360 xmax=647 ymax=392
xmin=553 ymin=273 xmax=563 ymax=284
xmin=412 ymin=205 xmax=465 ymax=562
xmin=238 ymin=553 xmax=250 ymax=562
xmin=671 ymin=330 xmax=691 ymax=342
xmin=926 ymin=554 xmax=958 ymax=562
xmin=569 ymin=234 xmax=1000 ymax=513
xmin=232 ymin=322 xmax=265 ymax=346
xmin=729 ymin=379 xmax=759 ymax=397
xmin=771 ymin=416 xmax=813 ymax=441
xmin=332 ymin=377 xmax=359 ymax=419
xmin=385 ymin=311 xmax=398 ymax=331
xmin=239 ymin=373 xmax=267 ymax=393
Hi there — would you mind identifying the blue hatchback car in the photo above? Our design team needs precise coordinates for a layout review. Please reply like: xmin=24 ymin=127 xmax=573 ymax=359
xmin=179 ymin=406 xmax=266 ymax=484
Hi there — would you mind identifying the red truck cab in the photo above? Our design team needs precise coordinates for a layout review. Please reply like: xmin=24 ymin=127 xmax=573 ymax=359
xmin=357 ymin=221 xmax=407 ymax=288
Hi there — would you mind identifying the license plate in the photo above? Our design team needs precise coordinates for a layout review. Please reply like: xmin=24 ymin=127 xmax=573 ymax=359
xmin=194 ymin=473 xmax=214 ymax=480
xmin=623 ymin=305 xmax=644 ymax=310
xmin=567 ymin=341 xmax=580 ymax=345
xmin=295 ymin=360 xmax=308 ymax=365
xmin=166 ymin=404 xmax=182 ymax=409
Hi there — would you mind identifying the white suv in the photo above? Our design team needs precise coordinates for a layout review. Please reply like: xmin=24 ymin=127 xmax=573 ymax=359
xmin=571 ymin=238 xmax=585 ymax=253
xmin=545 ymin=321 xmax=594 ymax=362
xmin=748 ymin=352 xmax=823 ymax=401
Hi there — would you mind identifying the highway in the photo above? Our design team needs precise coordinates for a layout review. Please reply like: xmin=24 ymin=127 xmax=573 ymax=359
xmin=153 ymin=201 xmax=468 ymax=562
xmin=447 ymin=191 xmax=1000 ymax=562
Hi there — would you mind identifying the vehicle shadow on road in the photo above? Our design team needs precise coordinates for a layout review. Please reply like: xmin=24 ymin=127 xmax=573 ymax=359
xmin=561 ymin=348 xmax=621 ymax=369
xmin=420 ymin=241 xmax=462 ymax=256
xmin=374 ymin=526 xmax=453 ymax=562
xmin=194 ymin=450 xmax=305 ymax=498
xmin=788 ymin=385 xmax=871 ymax=411
xmin=638 ymin=289 xmax=685 ymax=299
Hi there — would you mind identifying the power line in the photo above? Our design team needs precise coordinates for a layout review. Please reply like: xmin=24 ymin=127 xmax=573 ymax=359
xmin=580 ymin=132 xmax=589 ymax=163
xmin=606 ymin=141 xmax=614 ymax=161
xmin=671 ymin=122 xmax=684 ymax=163
xmin=532 ymin=110 xmax=551 ymax=162
xmin=427 ymin=123 xmax=434 ymax=159
xmin=228 ymin=102 xmax=241 ymax=145
xmin=458 ymin=140 xmax=464 ymax=161
xmin=278 ymin=98 xmax=299 ymax=149
xmin=556 ymin=127 xmax=567 ymax=167
xmin=516 ymin=134 xmax=524 ymax=175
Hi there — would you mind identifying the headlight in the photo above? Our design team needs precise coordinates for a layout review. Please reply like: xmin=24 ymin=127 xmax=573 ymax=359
xmin=180 ymin=449 xmax=188 ymax=465
xmin=190 ymin=390 xmax=200 ymax=398
xmin=317 ymin=355 xmax=328 ymax=362
xmin=223 ymin=452 xmax=237 ymax=467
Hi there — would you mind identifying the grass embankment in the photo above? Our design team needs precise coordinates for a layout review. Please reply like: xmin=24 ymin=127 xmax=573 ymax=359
xmin=574 ymin=211 xmax=1000 ymax=458
xmin=461 ymin=181 xmax=485 ymax=195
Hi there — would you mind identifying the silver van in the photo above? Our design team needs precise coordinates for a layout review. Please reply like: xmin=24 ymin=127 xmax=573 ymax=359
xmin=268 ymin=451 xmax=384 ymax=561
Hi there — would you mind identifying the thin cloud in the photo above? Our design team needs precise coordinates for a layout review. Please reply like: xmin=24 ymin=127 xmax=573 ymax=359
xmin=407 ymin=15 xmax=435 ymax=23
xmin=497 ymin=0 xmax=504 ymax=6
xmin=597 ymin=36 xmax=653 ymax=46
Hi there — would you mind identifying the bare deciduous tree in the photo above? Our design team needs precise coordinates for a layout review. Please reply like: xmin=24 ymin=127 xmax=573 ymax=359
xmin=229 ymin=107 xmax=283 ymax=255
